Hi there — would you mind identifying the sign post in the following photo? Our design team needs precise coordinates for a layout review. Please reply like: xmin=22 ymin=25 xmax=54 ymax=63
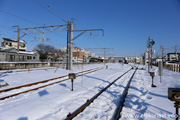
xmin=158 ymin=61 xmax=163 ymax=83
xmin=68 ymin=73 xmax=76 ymax=91
xmin=150 ymin=72 xmax=156 ymax=87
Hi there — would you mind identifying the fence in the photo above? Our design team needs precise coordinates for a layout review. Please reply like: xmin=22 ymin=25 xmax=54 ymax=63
xmin=0 ymin=62 xmax=100 ymax=70
xmin=0 ymin=62 xmax=64 ymax=70
xmin=152 ymin=63 xmax=180 ymax=73
xmin=163 ymin=64 xmax=180 ymax=73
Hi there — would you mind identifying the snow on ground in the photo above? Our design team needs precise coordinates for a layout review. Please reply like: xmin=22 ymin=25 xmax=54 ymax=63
xmin=121 ymin=65 xmax=180 ymax=120
xmin=0 ymin=63 xmax=179 ymax=120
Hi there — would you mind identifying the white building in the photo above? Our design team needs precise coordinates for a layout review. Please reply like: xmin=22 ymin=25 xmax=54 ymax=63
xmin=0 ymin=38 xmax=39 ymax=62
xmin=1 ymin=38 xmax=27 ymax=51
xmin=0 ymin=47 xmax=39 ymax=62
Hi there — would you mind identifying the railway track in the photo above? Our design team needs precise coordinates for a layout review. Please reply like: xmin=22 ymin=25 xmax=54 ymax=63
xmin=0 ymin=66 xmax=104 ymax=101
xmin=65 ymin=66 xmax=138 ymax=120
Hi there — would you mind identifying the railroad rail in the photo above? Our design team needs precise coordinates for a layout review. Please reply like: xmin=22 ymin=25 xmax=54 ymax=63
xmin=0 ymin=66 xmax=104 ymax=101
xmin=112 ymin=67 xmax=137 ymax=120
xmin=65 ymin=67 xmax=138 ymax=120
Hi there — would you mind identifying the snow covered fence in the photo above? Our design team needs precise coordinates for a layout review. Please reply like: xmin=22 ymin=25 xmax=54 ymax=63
xmin=163 ymin=64 xmax=180 ymax=73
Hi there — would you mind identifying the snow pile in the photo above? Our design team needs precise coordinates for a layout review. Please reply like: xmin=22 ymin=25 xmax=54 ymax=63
xmin=0 ymin=79 xmax=8 ymax=87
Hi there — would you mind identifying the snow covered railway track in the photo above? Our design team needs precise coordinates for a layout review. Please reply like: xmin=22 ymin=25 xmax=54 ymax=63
xmin=112 ymin=67 xmax=137 ymax=120
xmin=65 ymin=67 xmax=137 ymax=120
xmin=0 ymin=66 xmax=104 ymax=101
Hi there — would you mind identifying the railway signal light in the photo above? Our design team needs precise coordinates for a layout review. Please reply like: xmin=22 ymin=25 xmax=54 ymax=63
xmin=168 ymin=88 xmax=180 ymax=120
xmin=68 ymin=73 xmax=76 ymax=91
xmin=168 ymin=88 xmax=180 ymax=102
xmin=151 ymin=40 xmax=155 ymax=45
xmin=149 ymin=72 xmax=156 ymax=87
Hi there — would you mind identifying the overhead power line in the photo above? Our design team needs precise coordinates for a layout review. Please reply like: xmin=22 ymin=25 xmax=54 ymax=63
xmin=33 ymin=0 xmax=68 ymax=23
xmin=0 ymin=10 xmax=40 ymax=26
xmin=0 ymin=9 xmax=67 ymax=44
xmin=39 ymin=0 xmax=68 ymax=22
xmin=34 ymin=0 xmax=103 ymax=48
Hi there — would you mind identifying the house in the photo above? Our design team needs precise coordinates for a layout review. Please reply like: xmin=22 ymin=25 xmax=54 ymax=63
xmin=73 ymin=47 xmax=90 ymax=62
xmin=0 ymin=38 xmax=39 ymax=62
xmin=127 ymin=56 xmax=137 ymax=63
xmin=1 ymin=38 xmax=27 ymax=51
xmin=167 ymin=53 xmax=180 ymax=62
xmin=134 ymin=57 xmax=143 ymax=64
xmin=0 ymin=47 xmax=39 ymax=62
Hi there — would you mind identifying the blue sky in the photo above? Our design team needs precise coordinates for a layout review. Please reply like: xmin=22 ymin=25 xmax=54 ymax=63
xmin=0 ymin=0 xmax=180 ymax=57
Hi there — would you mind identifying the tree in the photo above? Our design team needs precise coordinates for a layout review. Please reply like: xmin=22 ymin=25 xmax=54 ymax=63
xmin=33 ymin=43 xmax=57 ymax=61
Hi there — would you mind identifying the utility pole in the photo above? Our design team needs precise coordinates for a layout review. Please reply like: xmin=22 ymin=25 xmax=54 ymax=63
xmin=147 ymin=37 xmax=151 ymax=73
xmin=17 ymin=27 xmax=20 ymax=62
xmin=151 ymin=40 xmax=153 ymax=68
xmin=67 ymin=21 xmax=74 ymax=70
xmin=66 ymin=25 xmax=104 ymax=70
xmin=12 ymin=26 xmax=20 ymax=62
xmin=160 ymin=46 xmax=165 ymax=63
xmin=175 ymin=46 xmax=177 ymax=61
xmin=104 ymin=48 xmax=106 ymax=65
xmin=66 ymin=22 xmax=69 ymax=70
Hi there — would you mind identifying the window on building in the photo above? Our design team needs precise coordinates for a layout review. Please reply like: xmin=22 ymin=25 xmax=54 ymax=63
xmin=1 ymin=42 xmax=5 ymax=47
xmin=20 ymin=43 xmax=26 ymax=48
xmin=27 ymin=56 xmax=32 ymax=60
xmin=33 ymin=57 xmax=35 ymax=59
xmin=9 ymin=55 xmax=15 ymax=61
xmin=20 ymin=56 xmax=25 ymax=61
xmin=9 ymin=43 xmax=12 ymax=46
